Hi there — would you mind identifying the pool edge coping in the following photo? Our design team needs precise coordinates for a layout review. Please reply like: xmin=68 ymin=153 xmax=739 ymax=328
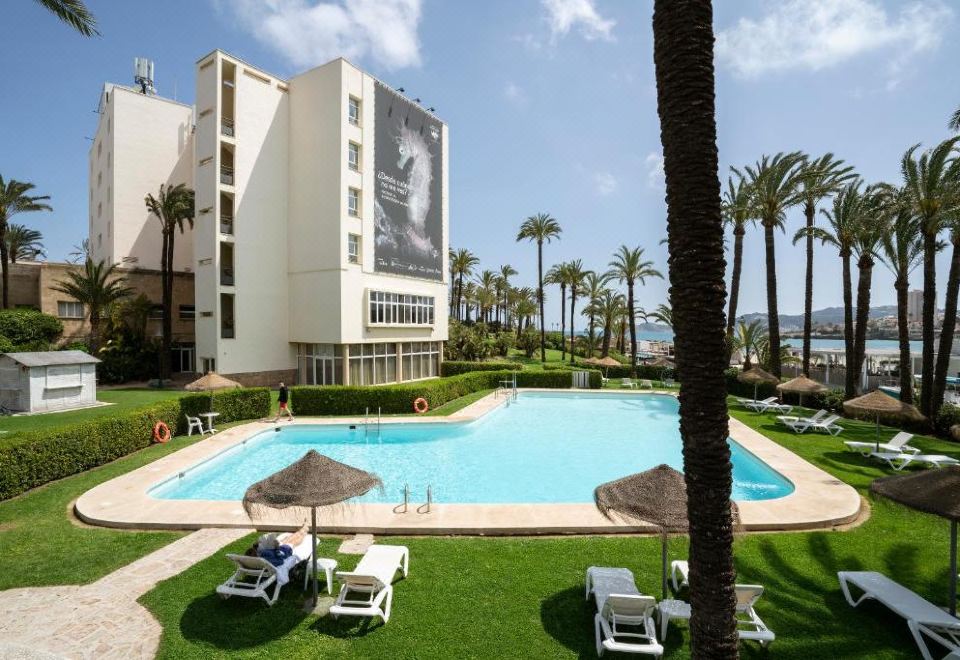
xmin=74 ymin=389 xmax=862 ymax=535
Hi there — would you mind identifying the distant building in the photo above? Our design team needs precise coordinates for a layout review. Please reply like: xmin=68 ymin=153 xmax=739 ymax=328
xmin=908 ymin=289 xmax=923 ymax=324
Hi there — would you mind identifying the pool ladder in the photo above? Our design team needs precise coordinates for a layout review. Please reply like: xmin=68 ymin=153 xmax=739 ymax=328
xmin=393 ymin=483 xmax=432 ymax=514
xmin=364 ymin=407 xmax=381 ymax=439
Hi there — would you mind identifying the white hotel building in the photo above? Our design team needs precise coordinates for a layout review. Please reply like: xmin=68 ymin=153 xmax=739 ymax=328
xmin=90 ymin=51 xmax=449 ymax=386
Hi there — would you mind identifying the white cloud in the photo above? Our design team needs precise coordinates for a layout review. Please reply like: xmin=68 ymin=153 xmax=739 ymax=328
xmin=223 ymin=0 xmax=423 ymax=71
xmin=716 ymin=0 xmax=951 ymax=82
xmin=504 ymin=82 xmax=526 ymax=104
xmin=644 ymin=152 xmax=664 ymax=189
xmin=542 ymin=0 xmax=615 ymax=41
xmin=594 ymin=172 xmax=617 ymax=196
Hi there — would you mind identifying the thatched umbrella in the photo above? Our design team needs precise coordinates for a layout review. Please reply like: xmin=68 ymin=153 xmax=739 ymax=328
xmin=777 ymin=374 xmax=828 ymax=408
xmin=185 ymin=371 xmax=242 ymax=392
xmin=872 ymin=467 xmax=960 ymax=615
xmin=737 ymin=366 xmax=779 ymax=402
xmin=243 ymin=450 xmax=382 ymax=606
xmin=843 ymin=390 xmax=924 ymax=452
xmin=644 ymin=356 xmax=675 ymax=383
xmin=594 ymin=464 xmax=738 ymax=598
xmin=594 ymin=356 xmax=621 ymax=378
xmin=582 ymin=357 xmax=600 ymax=366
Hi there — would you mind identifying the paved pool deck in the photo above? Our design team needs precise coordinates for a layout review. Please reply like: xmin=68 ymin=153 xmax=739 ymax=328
xmin=75 ymin=389 xmax=862 ymax=535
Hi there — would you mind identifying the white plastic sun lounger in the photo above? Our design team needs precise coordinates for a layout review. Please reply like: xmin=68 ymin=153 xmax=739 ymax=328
xmin=330 ymin=544 xmax=409 ymax=624
xmin=845 ymin=431 xmax=920 ymax=457
xmin=839 ymin=571 xmax=960 ymax=660
xmin=586 ymin=567 xmax=663 ymax=657
xmin=622 ymin=378 xmax=638 ymax=389
xmin=742 ymin=397 xmax=777 ymax=411
xmin=782 ymin=413 xmax=843 ymax=435
xmin=215 ymin=535 xmax=314 ymax=606
xmin=639 ymin=379 xmax=654 ymax=390
xmin=776 ymin=409 xmax=828 ymax=428
xmin=870 ymin=452 xmax=960 ymax=471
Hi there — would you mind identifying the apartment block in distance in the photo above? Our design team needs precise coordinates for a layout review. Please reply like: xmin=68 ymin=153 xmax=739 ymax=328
xmin=192 ymin=51 xmax=448 ymax=385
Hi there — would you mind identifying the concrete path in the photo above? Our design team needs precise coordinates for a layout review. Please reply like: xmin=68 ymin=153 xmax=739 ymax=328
xmin=0 ymin=527 xmax=249 ymax=660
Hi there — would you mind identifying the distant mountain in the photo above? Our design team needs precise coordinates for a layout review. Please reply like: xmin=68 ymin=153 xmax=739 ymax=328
xmin=738 ymin=305 xmax=899 ymax=331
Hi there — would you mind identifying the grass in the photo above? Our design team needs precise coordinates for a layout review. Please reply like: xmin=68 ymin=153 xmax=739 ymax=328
xmin=137 ymin=402 xmax=960 ymax=659
xmin=0 ymin=388 xmax=186 ymax=441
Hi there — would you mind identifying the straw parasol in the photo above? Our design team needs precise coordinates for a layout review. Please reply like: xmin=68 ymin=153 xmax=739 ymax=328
xmin=243 ymin=450 xmax=382 ymax=606
xmin=594 ymin=464 xmax=739 ymax=598
xmin=777 ymin=374 xmax=828 ymax=407
xmin=185 ymin=371 xmax=242 ymax=392
xmin=843 ymin=390 xmax=924 ymax=452
xmin=871 ymin=466 xmax=960 ymax=615
xmin=737 ymin=366 xmax=779 ymax=402
xmin=582 ymin=357 xmax=600 ymax=366
xmin=593 ymin=355 xmax=621 ymax=377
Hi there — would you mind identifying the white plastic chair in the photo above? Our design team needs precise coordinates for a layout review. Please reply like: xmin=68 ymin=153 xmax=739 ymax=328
xmin=586 ymin=567 xmax=663 ymax=657
xmin=186 ymin=415 xmax=206 ymax=436
xmin=330 ymin=545 xmax=409 ymax=624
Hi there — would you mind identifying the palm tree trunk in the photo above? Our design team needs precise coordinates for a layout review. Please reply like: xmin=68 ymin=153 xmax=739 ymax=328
xmin=763 ymin=222 xmax=781 ymax=378
xmin=895 ymin=273 xmax=915 ymax=405
xmin=538 ymin=241 xmax=546 ymax=362
xmin=627 ymin=280 xmax=637 ymax=377
xmin=589 ymin=313 xmax=597 ymax=353
xmin=0 ymin=223 xmax=9 ymax=309
xmin=559 ymin=283 xmax=567 ymax=361
xmin=852 ymin=255 xmax=874 ymax=395
xmin=601 ymin=322 xmax=612 ymax=357
xmin=932 ymin=238 xmax=960 ymax=413
xmin=726 ymin=229 xmax=743 ymax=335
xmin=569 ymin=287 xmax=577 ymax=364
xmin=921 ymin=233 xmax=937 ymax=417
xmin=161 ymin=231 xmax=174 ymax=380
xmin=456 ymin=274 xmax=464 ymax=322
xmin=653 ymin=0 xmax=739 ymax=656
xmin=842 ymin=251 xmax=856 ymax=398
xmin=802 ymin=201 xmax=815 ymax=375
xmin=88 ymin=312 xmax=100 ymax=354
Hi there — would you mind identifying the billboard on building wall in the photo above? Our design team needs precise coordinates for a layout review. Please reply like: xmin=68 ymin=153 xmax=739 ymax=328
xmin=373 ymin=82 xmax=443 ymax=281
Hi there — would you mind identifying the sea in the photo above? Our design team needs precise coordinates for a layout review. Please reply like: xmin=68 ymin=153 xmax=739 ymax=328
xmin=634 ymin=330 xmax=925 ymax=353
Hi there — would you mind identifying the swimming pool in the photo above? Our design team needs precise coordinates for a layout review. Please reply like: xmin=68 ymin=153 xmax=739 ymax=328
xmin=151 ymin=392 xmax=793 ymax=504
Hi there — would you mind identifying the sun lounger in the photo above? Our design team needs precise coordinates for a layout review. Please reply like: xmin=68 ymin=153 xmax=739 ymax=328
xmin=870 ymin=452 xmax=960 ymax=471
xmin=777 ymin=409 xmax=828 ymax=427
xmin=585 ymin=566 xmax=663 ymax=657
xmin=639 ymin=379 xmax=654 ymax=389
xmin=670 ymin=560 xmax=689 ymax=592
xmin=839 ymin=571 xmax=960 ymax=660
xmin=742 ymin=397 xmax=777 ymax=411
xmin=330 ymin=544 xmax=409 ymax=623
xmin=622 ymin=378 xmax=638 ymax=389
xmin=216 ymin=534 xmax=315 ymax=606
xmin=845 ymin=431 xmax=920 ymax=457
xmin=735 ymin=585 xmax=775 ymax=646
xmin=781 ymin=413 xmax=842 ymax=435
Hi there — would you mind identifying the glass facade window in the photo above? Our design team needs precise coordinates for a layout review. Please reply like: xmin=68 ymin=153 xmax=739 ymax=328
xmin=348 ymin=142 xmax=360 ymax=171
xmin=348 ymin=343 xmax=397 ymax=386
xmin=348 ymin=97 xmax=361 ymax=126
xmin=57 ymin=301 xmax=85 ymax=319
xmin=348 ymin=234 xmax=360 ymax=264
xmin=348 ymin=187 xmax=360 ymax=217
xmin=368 ymin=291 xmax=435 ymax=326
xmin=297 ymin=344 xmax=344 ymax=385
xmin=401 ymin=342 xmax=440 ymax=380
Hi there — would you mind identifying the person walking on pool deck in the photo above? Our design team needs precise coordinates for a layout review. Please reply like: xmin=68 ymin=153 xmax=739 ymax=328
xmin=274 ymin=381 xmax=294 ymax=422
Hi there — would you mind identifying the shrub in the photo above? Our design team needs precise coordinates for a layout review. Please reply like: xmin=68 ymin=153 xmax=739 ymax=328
xmin=0 ymin=387 xmax=271 ymax=500
xmin=936 ymin=404 xmax=960 ymax=435
xmin=60 ymin=340 xmax=90 ymax=353
xmin=445 ymin=321 xmax=495 ymax=361
xmin=0 ymin=335 xmax=13 ymax=353
xmin=494 ymin=331 xmax=515 ymax=357
xmin=441 ymin=361 xmax=521 ymax=377
xmin=517 ymin=328 xmax=539 ymax=358
xmin=0 ymin=308 xmax=62 ymax=348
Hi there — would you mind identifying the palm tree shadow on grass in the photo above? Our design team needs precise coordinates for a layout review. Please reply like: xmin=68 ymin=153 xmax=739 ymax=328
xmin=539 ymin=585 xmax=596 ymax=658
xmin=177 ymin=591 xmax=309 ymax=649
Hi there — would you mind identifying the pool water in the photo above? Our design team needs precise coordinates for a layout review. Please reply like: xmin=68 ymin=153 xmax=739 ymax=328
xmin=151 ymin=392 xmax=794 ymax=504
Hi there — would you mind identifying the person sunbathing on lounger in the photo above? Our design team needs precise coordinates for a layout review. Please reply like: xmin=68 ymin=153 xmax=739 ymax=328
xmin=250 ymin=524 xmax=310 ymax=566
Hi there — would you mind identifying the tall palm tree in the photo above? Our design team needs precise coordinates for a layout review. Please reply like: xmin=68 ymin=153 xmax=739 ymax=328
xmin=933 ymin=214 xmax=960 ymax=413
xmin=901 ymin=138 xmax=960 ymax=416
xmin=475 ymin=269 xmax=498 ymax=323
xmin=648 ymin=303 xmax=673 ymax=328
xmin=654 ymin=0 xmax=739 ymax=652
xmin=517 ymin=213 xmax=562 ymax=362
xmin=878 ymin=191 xmax=923 ymax=405
xmin=850 ymin=186 xmax=889 ymax=394
xmin=581 ymin=271 xmax=610 ymax=352
xmin=799 ymin=181 xmax=863 ymax=398
xmin=0 ymin=176 xmax=52 ymax=308
xmin=34 ymin=0 xmax=99 ymax=36
xmin=462 ymin=281 xmax=477 ymax=323
xmin=144 ymin=183 xmax=195 ymax=379
xmin=566 ymin=259 xmax=590 ymax=363
xmin=732 ymin=319 xmax=765 ymax=369
xmin=734 ymin=151 xmax=806 ymax=378
xmin=52 ymin=259 xmax=132 ymax=352
xmin=797 ymin=154 xmax=857 ymax=374
xmin=497 ymin=264 xmax=517 ymax=327
xmin=448 ymin=248 xmax=479 ymax=322
xmin=512 ymin=287 xmax=537 ymax=338
xmin=545 ymin=263 xmax=569 ymax=360
xmin=68 ymin=238 xmax=90 ymax=264
xmin=608 ymin=245 xmax=662 ymax=375
xmin=721 ymin=175 xmax=755 ymax=337
xmin=5 ymin=224 xmax=45 ymax=263
xmin=950 ymin=105 xmax=960 ymax=132
xmin=587 ymin=289 xmax=626 ymax=358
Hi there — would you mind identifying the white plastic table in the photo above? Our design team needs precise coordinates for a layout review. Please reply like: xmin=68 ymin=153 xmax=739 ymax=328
xmin=658 ymin=598 xmax=691 ymax=638
xmin=200 ymin=411 xmax=220 ymax=434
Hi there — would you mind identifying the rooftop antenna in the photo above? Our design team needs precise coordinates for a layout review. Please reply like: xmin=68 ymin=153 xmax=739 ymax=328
xmin=133 ymin=57 xmax=156 ymax=95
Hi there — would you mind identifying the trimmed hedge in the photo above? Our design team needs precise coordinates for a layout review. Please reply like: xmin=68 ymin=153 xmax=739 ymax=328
xmin=0 ymin=388 xmax=271 ymax=500
xmin=440 ymin=361 xmax=522 ymax=377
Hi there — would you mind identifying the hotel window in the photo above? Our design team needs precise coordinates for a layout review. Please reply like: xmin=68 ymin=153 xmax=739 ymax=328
xmin=179 ymin=304 xmax=196 ymax=319
xmin=97 ymin=203 xmax=102 ymax=218
xmin=348 ymin=96 xmax=361 ymax=126
xmin=348 ymin=142 xmax=360 ymax=171
xmin=148 ymin=304 xmax=165 ymax=320
xmin=57 ymin=301 xmax=85 ymax=319
xmin=368 ymin=291 xmax=435 ymax=326
xmin=97 ymin=171 xmax=102 ymax=187
xmin=201 ymin=357 xmax=216 ymax=374
xmin=348 ymin=343 xmax=397 ymax=385
xmin=297 ymin=344 xmax=344 ymax=385
xmin=401 ymin=342 xmax=440 ymax=381
xmin=348 ymin=234 xmax=361 ymax=264
xmin=97 ymin=233 xmax=102 ymax=247
xmin=348 ymin=187 xmax=360 ymax=217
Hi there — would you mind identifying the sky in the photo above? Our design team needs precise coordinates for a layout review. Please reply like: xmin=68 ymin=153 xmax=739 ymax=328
xmin=1 ymin=0 xmax=958 ymax=328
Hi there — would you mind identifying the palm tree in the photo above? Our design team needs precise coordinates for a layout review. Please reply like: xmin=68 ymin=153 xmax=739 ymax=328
xmin=5 ymin=224 xmax=45 ymax=263
xmin=566 ymin=259 xmax=590 ymax=363
xmin=797 ymin=154 xmax=857 ymax=374
xmin=144 ymin=183 xmax=195 ymax=379
xmin=462 ymin=282 xmax=477 ymax=323
xmin=798 ymin=181 xmax=863 ymax=398
xmin=517 ymin=213 xmax=562 ymax=362
xmin=648 ymin=303 xmax=673 ymax=328
xmin=497 ymin=264 xmax=517 ymax=327
xmin=933 ymin=214 xmax=960 ymax=413
xmin=878 ymin=191 xmax=923 ymax=405
xmin=448 ymin=248 xmax=479 ymax=322
xmin=475 ymin=269 xmax=498 ymax=323
xmin=34 ymin=0 xmax=99 ymax=36
xmin=0 ymin=176 xmax=52 ymax=308
xmin=68 ymin=238 xmax=90 ymax=264
xmin=51 ymin=259 xmax=132 ymax=352
xmin=732 ymin=319 xmax=765 ymax=369
xmin=950 ymin=105 xmax=960 ymax=132
xmin=587 ymin=289 xmax=626 ymax=358
xmin=850 ymin=186 xmax=889 ymax=393
xmin=545 ymin=263 xmax=569 ymax=360
xmin=901 ymin=138 xmax=960 ymax=416
xmin=511 ymin=287 xmax=537 ymax=338
xmin=581 ymin=271 xmax=610 ymax=352
xmin=608 ymin=245 xmax=662 ymax=375
xmin=734 ymin=151 xmax=806 ymax=378
xmin=653 ymin=0 xmax=739 ymax=652
xmin=721 ymin=175 xmax=755 ymax=338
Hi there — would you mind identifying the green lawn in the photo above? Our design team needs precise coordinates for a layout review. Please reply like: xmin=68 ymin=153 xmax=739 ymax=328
xmin=0 ymin=388 xmax=186 ymax=441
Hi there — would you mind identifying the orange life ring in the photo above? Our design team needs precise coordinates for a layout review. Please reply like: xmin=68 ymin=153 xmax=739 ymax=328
xmin=153 ymin=421 xmax=171 ymax=443
xmin=413 ymin=397 xmax=429 ymax=414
